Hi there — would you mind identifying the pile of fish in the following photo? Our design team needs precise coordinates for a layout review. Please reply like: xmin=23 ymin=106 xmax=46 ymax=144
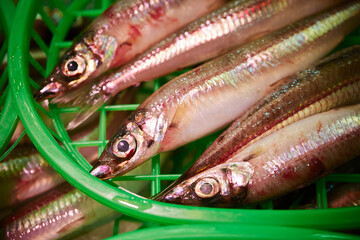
xmin=2 ymin=0 xmax=360 ymax=238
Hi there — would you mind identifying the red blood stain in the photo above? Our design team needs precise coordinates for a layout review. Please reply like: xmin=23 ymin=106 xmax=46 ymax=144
xmin=149 ymin=7 xmax=165 ymax=21
xmin=307 ymin=156 xmax=326 ymax=179
xmin=281 ymin=166 xmax=299 ymax=180
xmin=128 ymin=24 xmax=141 ymax=38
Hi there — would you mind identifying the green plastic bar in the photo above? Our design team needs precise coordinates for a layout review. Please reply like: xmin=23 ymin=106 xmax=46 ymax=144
xmin=29 ymin=53 xmax=46 ymax=78
xmin=0 ymin=88 xmax=8 ymax=106
xmin=48 ymin=0 xmax=67 ymax=14
xmin=37 ymin=7 xmax=57 ymax=34
xmin=108 ymin=224 xmax=360 ymax=240
xmin=98 ymin=106 xmax=107 ymax=155
xmin=72 ymin=9 xmax=104 ymax=17
xmin=0 ymin=39 xmax=8 ymax=67
xmin=0 ymin=66 xmax=8 ymax=91
xmin=104 ymin=104 xmax=140 ymax=111
xmin=0 ymin=130 xmax=26 ymax=162
xmin=54 ymin=41 xmax=73 ymax=49
xmin=31 ymin=28 xmax=49 ymax=55
xmin=34 ymin=101 xmax=53 ymax=119
xmin=326 ymin=174 xmax=360 ymax=182
xmin=71 ymin=140 xmax=104 ymax=147
xmin=28 ymin=77 xmax=40 ymax=89
xmin=316 ymin=178 xmax=328 ymax=209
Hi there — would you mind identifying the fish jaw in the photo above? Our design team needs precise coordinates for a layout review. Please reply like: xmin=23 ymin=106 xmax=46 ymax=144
xmin=33 ymin=33 xmax=115 ymax=102
xmin=158 ymin=162 xmax=254 ymax=206
xmin=91 ymin=110 xmax=168 ymax=179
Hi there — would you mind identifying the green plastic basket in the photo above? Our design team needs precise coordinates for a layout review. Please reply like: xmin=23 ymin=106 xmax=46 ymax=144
xmin=0 ymin=0 xmax=19 ymax=154
xmin=8 ymin=0 xmax=360 ymax=235
xmin=107 ymin=224 xmax=360 ymax=240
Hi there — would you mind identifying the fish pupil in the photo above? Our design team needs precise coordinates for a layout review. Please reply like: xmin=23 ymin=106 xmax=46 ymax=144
xmin=67 ymin=61 xmax=78 ymax=71
xmin=200 ymin=182 xmax=213 ymax=195
xmin=117 ymin=140 xmax=130 ymax=152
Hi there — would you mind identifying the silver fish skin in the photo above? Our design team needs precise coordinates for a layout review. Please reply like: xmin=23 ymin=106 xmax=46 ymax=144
xmin=158 ymin=45 xmax=360 ymax=194
xmin=90 ymin=1 xmax=360 ymax=180
xmin=0 ymin=88 xmax=137 ymax=209
xmin=61 ymin=0 xmax=345 ymax=129
xmin=158 ymin=104 xmax=360 ymax=206
xmin=0 ymin=184 xmax=120 ymax=240
xmin=33 ymin=0 xmax=226 ymax=101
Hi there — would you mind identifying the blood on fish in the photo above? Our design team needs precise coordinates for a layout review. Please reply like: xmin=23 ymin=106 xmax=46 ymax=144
xmin=149 ymin=6 xmax=165 ymax=21
xmin=128 ymin=25 xmax=141 ymax=38
xmin=281 ymin=166 xmax=299 ymax=180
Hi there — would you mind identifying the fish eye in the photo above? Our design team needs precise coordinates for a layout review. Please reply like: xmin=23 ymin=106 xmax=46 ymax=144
xmin=112 ymin=135 xmax=137 ymax=159
xmin=62 ymin=55 xmax=86 ymax=77
xmin=194 ymin=177 xmax=220 ymax=198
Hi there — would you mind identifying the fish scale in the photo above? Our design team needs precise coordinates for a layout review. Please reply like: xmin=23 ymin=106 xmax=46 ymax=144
xmin=158 ymin=104 xmax=360 ymax=206
xmin=63 ymin=0 xmax=345 ymax=129
xmin=91 ymin=1 xmax=360 ymax=180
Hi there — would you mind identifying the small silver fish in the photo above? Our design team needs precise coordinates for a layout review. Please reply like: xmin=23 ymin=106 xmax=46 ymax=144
xmin=57 ymin=0 xmax=345 ymax=129
xmin=158 ymin=104 xmax=360 ymax=206
xmin=159 ymin=45 xmax=360 ymax=193
xmin=33 ymin=0 xmax=226 ymax=101
xmin=0 ymin=184 xmax=120 ymax=240
xmin=90 ymin=1 xmax=360 ymax=180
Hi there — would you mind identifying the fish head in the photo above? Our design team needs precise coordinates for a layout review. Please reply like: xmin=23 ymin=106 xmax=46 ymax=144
xmin=34 ymin=32 xmax=117 ymax=101
xmin=91 ymin=109 xmax=168 ymax=180
xmin=157 ymin=162 xmax=254 ymax=206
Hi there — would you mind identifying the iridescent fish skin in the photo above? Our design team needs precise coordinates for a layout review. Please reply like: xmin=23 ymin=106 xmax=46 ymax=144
xmin=61 ymin=0 xmax=344 ymax=129
xmin=328 ymin=183 xmax=360 ymax=208
xmin=158 ymin=104 xmax=360 ymax=206
xmin=0 ymin=184 xmax=119 ymax=240
xmin=159 ymin=45 xmax=360 ymax=192
xmin=33 ymin=0 xmax=226 ymax=101
xmin=90 ymin=1 xmax=360 ymax=180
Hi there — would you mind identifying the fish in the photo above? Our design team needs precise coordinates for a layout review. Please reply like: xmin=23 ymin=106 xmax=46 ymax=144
xmin=328 ymin=183 xmax=360 ymax=208
xmin=56 ymin=0 xmax=345 ymax=129
xmin=90 ymin=1 xmax=360 ymax=180
xmin=0 ymin=88 xmax=137 ymax=209
xmin=33 ymin=0 xmax=226 ymax=101
xmin=157 ymin=103 xmax=360 ymax=206
xmin=0 ymin=183 xmax=120 ymax=240
xmin=158 ymin=45 xmax=360 ymax=194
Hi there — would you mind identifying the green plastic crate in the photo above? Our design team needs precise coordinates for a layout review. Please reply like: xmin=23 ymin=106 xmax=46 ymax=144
xmin=7 ymin=0 xmax=360 ymax=236
xmin=0 ymin=0 xmax=19 ymax=154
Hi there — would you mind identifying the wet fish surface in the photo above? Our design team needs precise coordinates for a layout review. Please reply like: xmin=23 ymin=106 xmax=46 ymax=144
xmin=0 ymin=184 xmax=119 ymax=240
xmin=159 ymin=45 xmax=360 ymax=193
xmin=59 ymin=0 xmax=345 ymax=129
xmin=90 ymin=1 xmax=360 ymax=180
xmin=157 ymin=104 xmax=360 ymax=206
xmin=33 ymin=0 xmax=226 ymax=101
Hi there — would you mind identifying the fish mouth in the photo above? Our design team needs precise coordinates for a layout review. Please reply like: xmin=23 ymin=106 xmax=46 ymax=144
xmin=90 ymin=163 xmax=113 ymax=180
xmin=33 ymin=82 xmax=63 ymax=101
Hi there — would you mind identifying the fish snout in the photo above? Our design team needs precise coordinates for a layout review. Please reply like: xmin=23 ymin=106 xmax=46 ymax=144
xmin=90 ymin=163 xmax=112 ymax=180
xmin=33 ymin=82 xmax=63 ymax=101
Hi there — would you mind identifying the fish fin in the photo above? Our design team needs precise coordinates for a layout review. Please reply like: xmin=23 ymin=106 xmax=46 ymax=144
xmin=52 ymin=80 xmax=112 ymax=130
xmin=56 ymin=216 xmax=85 ymax=234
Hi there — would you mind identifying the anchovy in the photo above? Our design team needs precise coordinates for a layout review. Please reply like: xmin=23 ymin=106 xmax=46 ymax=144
xmin=90 ymin=1 xmax=360 ymax=180
xmin=57 ymin=0 xmax=344 ymax=129
xmin=0 ymin=184 xmax=120 ymax=240
xmin=0 ymin=89 xmax=136 ymax=209
xmin=328 ymin=183 xmax=360 ymax=208
xmin=33 ymin=0 xmax=226 ymax=101
xmin=159 ymin=45 xmax=360 ymax=193
xmin=158 ymin=104 xmax=360 ymax=206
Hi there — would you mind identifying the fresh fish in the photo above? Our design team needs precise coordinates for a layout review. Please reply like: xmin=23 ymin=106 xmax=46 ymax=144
xmin=0 ymin=183 xmax=120 ymax=240
xmin=159 ymin=45 xmax=360 ymax=193
xmin=33 ymin=0 xmax=226 ymax=101
xmin=58 ymin=0 xmax=345 ymax=129
xmin=90 ymin=1 xmax=360 ymax=180
xmin=157 ymin=104 xmax=360 ymax=206
xmin=0 ymin=88 xmax=137 ymax=209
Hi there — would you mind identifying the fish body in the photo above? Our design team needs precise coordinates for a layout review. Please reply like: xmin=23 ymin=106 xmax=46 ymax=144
xmin=162 ymin=45 xmax=360 ymax=191
xmin=34 ymin=0 xmax=226 ymax=100
xmin=91 ymin=1 xmax=360 ymax=180
xmin=0 ymin=184 xmax=119 ymax=240
xmin=158 ymin=104 xmax=360 ymax=206
xmin=61 ymin=0 xmax=345 ymax=128
xmin=328 ymin=183 xmax=360 ymax=208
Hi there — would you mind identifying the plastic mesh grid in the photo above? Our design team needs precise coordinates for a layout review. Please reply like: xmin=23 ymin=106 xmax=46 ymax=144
xmin=7 ymin=0 xmax=360 ymax=233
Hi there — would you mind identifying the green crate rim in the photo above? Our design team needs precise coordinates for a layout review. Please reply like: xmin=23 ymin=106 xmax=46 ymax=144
xmin=8 ymin=0 xmax=360 ymax=231
xmin=0 ymin=0 xmax=19 ymax=153
xmin=106 ymin=224 xmax=360 ymax=240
